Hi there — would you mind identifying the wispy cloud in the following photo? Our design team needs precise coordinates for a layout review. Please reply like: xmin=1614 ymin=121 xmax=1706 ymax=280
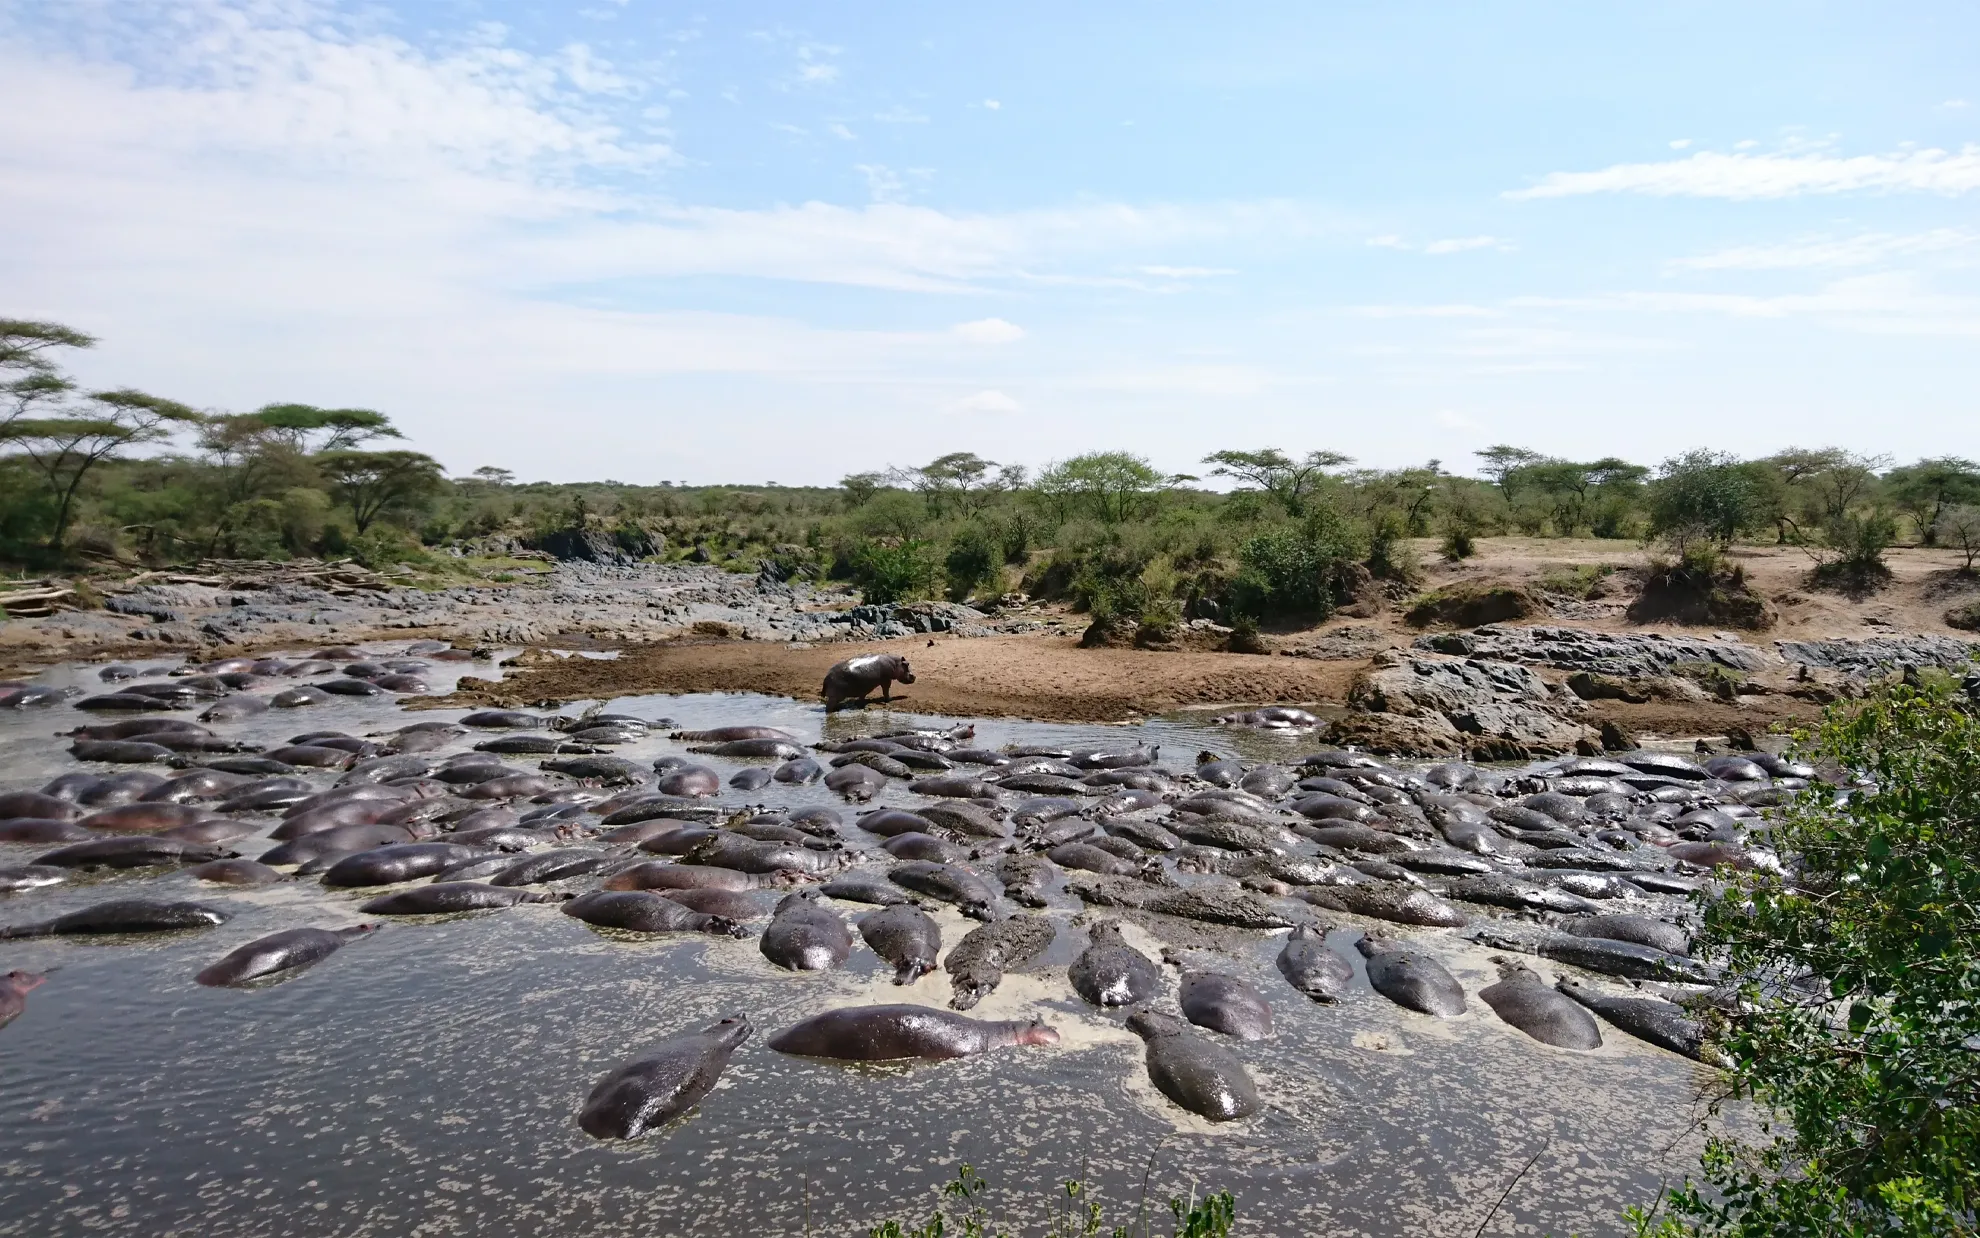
xmin=1510 ymin=143 xmax=1980 ymax=200
xmin=872 ymin=106 xmax=928 ymax=124
xmin=1366 ymin=234 xmax=1513 ymax=254
xmin=953 ymin=389 xmax=1020 ymax=413
xmin=1136 ymin=265 xmax=1237 ymax=278
xmin=1513 ymin=274 xmax=1980 ymax=336
xmin=950 ymin=318 xmax=1025 ymax=344
xmin=1670 ymin=229 xmax=1978 ymax=271
xmin=1352 ymin=304 xmax=1499 ymax=318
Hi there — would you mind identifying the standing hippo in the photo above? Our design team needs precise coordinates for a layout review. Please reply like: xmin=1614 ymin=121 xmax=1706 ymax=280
xmin=822 ymin=655 xmax=915 ymax=712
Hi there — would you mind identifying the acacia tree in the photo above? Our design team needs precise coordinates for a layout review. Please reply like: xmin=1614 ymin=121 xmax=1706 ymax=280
xmin=1933 ymin=504 xmax=1980 ymax=573
xmin=1648 ymin=450 xmax=1755 ymax=557
xmin=314 ymin=450 xmax=445 ymax=534
xmin=1202 ymin=448 xmax=1352 ymax=517
xmin=252 ymin=403 xmax=402 ymax=454
xmin=1475 ymin=444 xmax=1543 ymax=501
xmin=1 ymin=319 xmax=95 ymax=435
xmin=1887 ymin=457 xmax=1980 ymax=545
xmin=1035 ymin=451 xmax=1171 ymax=524
xmin=10 ymin=388 xmax=204 ymax=549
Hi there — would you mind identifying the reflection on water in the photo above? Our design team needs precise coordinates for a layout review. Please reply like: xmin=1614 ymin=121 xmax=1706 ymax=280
xmin=0 ymin=654 xmax=1713 ymax=1237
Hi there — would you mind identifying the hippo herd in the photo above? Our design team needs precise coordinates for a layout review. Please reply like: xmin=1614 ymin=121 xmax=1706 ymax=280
xmin=0 ymin=643 xmax=1781 ymax=1142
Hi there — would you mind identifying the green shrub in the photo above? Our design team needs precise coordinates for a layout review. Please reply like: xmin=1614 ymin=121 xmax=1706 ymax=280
xmin=1537 ymin=563 xmax=1617 ymax=598
xmin=944 ymin=524 xmax=998 ymax=601
xmin=852 ymin=540 xmax=937 ymax=604
xmin=1231 ymin=506 xmax=1362 ymax=618
xmin=1632 ymin=680 xmax=1980 ymax=1237
xmin=1440 ymin=525 xmax=1476 ymax=561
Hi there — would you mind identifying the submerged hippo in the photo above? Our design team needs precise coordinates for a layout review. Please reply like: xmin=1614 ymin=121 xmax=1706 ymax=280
xmin=1276 ymin=926 xmax=1354 ymax=1003
xmin=1479 ymin=962 xmax=1603 ymax=1049
xmin=1356 ymin=935 xmax=1466 ymax=1016
xmin=759 ymin=891 xmax=853 ymax=971
xmin=562 ymin=890 xmax=746 ymax=937
xmin=579 ymin=1015 xmax=753 ymax=1140
xmin=196 ymin=925 xmax=378 ymax=987
xmin=1126 ymin=1010 xmax=1260 ymax=1123
xmin=1557 ymin=978 xmax=1706 ymax=1060
xmin=768 ymin=1004 xmax=1058 ymax=1061
xmin=944 ymin=915 xmax=1055 ymax=1010
xmin=1177 ymin=970 xmax=1275 ymax=1041
xmin=0 ymin=899 xmax=233 ymax=939
xmin=858 ymin=904 xmax=943 ymax=984
xmin=1069 ymin=920 xmax=1162 ymax=1008
xmin=0 ymin=970 xmax=46 ymax=1029
xmin=822 ymin=655 xmax=915 ymax=712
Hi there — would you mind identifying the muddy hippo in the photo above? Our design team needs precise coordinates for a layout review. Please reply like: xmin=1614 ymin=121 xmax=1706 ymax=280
xmin=760 ymin=891 xmax=853 ymax=971
xmin=361 ymin=883 xmax=563 ymax=915
xmin=196 ymin=925 xmax=378 ymax=987
xmin=768 ymin=1004 xmax=1058 ymax=1061
xmin=944 ymin=915 xmax=1055 ymax=1010
xmin=822 ymin=654 xmax=915 ymax=712
xmin=1068 ymin=920 xmax=1161 ymax=1008
xmin=1479 ymin=962 xmax=1603 ymax=1049
xmin=858 ymin=904 xmax=943 ymax=984
xmin=0 ymin=970 xmax=46 ymax=1029
xmin=1276 ymin=926 xmax=1353 ymax=1003
xmin=1356 ymin=935 xmax=1466 ymax=1016
xmin=1557 ymin=978 xmax=1706 ymax=1059
xmin=563 ymin=890 xmax=746 ymax=937
xmin=579 ymin=1015 xmax=753 ymax=1140
xmin=1178 ymin=971 xmax=1275 ymax=1041
xmin=1126 ymin=1010 xmax=1259 ymax=1122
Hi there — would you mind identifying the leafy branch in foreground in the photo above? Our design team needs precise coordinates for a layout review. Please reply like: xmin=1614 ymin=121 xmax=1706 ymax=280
xmin=868 ymin=1165 xmax=1235 ymax=1238
xmin=1632 ymin=678 xmax=1980 ymax=1237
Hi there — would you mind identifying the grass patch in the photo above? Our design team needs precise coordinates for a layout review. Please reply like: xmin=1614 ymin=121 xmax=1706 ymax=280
xmin=1536 ymin=562 xmax=1616 ymax=599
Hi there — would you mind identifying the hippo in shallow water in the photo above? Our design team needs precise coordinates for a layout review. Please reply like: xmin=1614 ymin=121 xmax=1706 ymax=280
xmin=1557 ymin=978 xmax=1706 ymax=1059
xmin=579 ymin=1015 xmax=753 ymax=1140
xmin=768 ymin=1004 xmax=1058 ymax=1061
xmin=821 ymin=654 xmax=915 ymax=712
xmin=858 ymin=904 xmax=942 ymax=984
xmin=1068 ymin=920 xmax=1161 ymax=1008
xmin=759 ymin=891 xmax=853 ymax=971
xmin=945 ymin=915 xmax=1055 ymax=1010
xmin=1356 ymin=934 xmax=1466 ymax=1016
xmin=1126 ymin=1010 xmax=1260 ymax=1123
xmin=196 ymin=925 xmax=378 ymax=987
xmin=1276 ymin=926 xmax=1354 ymax=1003
xmin=1177 ymin=970 xmax=1275 ymax=1041
xmin=0 ymin=899 xmax=233 ymax=939
xmin=0 ymin=970 xmax=46 ymax=1029
xmin=1479 ymin=962 xmax=1603 ymax=1049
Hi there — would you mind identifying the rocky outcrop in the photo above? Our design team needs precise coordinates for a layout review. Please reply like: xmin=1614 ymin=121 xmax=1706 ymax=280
xmin=1417 ymin=624 xmax=1772 ymax=677
xmin=1775 ymin=635 xmax=1980 ymax=675
xmin=1341 ymin=654 xmax=1588 ymax=758
xmin=1404 ymin=584 xmax=1546 ymax=629
xmin=530 ymin=527 xmax=661 ymax=565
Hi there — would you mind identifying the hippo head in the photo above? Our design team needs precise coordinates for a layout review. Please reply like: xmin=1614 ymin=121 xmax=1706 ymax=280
xmin=1012 ymin=1019 xmax=1060 ymax=1048
xmin=704 ymin=1014 xmax=754 ymax=1050
xmin=895 ymin=659 xmax=915 ymax=685
xmin=4 ymin=970 xmax=45 ymax=994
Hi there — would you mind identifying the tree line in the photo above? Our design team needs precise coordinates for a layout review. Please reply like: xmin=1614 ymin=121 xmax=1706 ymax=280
xmin=5 ymin=317 xmax=1978 ymax=618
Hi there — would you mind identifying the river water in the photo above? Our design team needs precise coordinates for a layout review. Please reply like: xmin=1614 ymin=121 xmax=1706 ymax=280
xmin=0 ymin=649 xmax=1714 ymax=1237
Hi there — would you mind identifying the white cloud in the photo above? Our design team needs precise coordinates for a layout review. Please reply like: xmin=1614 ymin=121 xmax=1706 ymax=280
xmin=1434 ymin=409 xmax=1483 ymax=430
xmin=1352 ymin=304 xmax=1498 ymax=318
xmin=1512 ymin=273 xmax=1980 ymax=336
xmin=1136 ymin=265 xmax=1237 ymax=278
xmin=1669 ymin=139 xmax=1691 ymax=150
xmin=954 ymin=389 xmax=1020 ymax=413
xmin=1365 ymin=234 xmax=1408 ymax=249
xmin=1509 ymin=143 xmax=1980 ymax=200
xmin=829 ymin=122 xmax=855 ymax=140
xmin=792 ymin=42 xmax=840 ymax=86
xmin=873 ymin=106 xmax=928 ymax=124
xmin=982 ymin=99 xmax=1001 ymax=110
xmin=1670 ymin=228 xmax=1978 ymax=271
xmin=951 ymin=318 xmax=1025 ymax=344
xmin=1423 ymin=235 xmax=1511 ymax=254
xmin=853 ymin=162 xmax=906 ymax=202
xmin=1943 ymin=99 xmax=1971 ymax=110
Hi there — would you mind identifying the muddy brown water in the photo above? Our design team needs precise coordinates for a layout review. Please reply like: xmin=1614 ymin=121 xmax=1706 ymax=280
xmin=0 ymin=652 xmax=1714 ymax=1237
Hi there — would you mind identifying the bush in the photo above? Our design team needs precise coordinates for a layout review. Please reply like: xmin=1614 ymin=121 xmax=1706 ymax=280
xmin=1364 ymin=512 xmax=1420 ymax=583
xmin=1231 ymin=506 xmax=1363 ymax=619
xmin=1538 ymin=563 xmax=1617 ymax=599
xmin=1633 ymin=681 xmax=1980 ymax=1236
xmin=1440 ymin=525 xmax=1476 ymax=561
xmin=944 ymin=525 xmax=997 ymax=601
xmin=852 ymin=540 xmax=937 ymax=604
xmin=1809 ymin=510 xmax=1898 ymax=597
xmin=1627 ymin=553 xmax=1776 ymax=629
xmin=1404 ymin=582 xmax=1545 ymax=628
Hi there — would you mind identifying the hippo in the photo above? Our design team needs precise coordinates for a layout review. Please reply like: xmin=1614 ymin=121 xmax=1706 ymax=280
xmin=888 ymin=861 xmax=998 ymax=921
xmin=489 ymin=849 xmax=615 ymax=887
xmin=196 ymin=925 xmax=379 ymax=987
xmin=0 ymin=865 xmax=70 ymax=893
xmin=187 ymin=859 xmax=287 ymax=886
xmin=1562 ymin=913 xmax=1692 ymax=957
xmin=1069 ymin=920 xmax=1162 ymax=1008
xmin=759 ymin=891 xmax=854 ymax=971
xmin=562 ymin=890 xmax=746 ymax=936
xmin=33 ymin=838 xmax=232 ymax=870
xmin=0 ymin=791 xmax=80 ymax=821
xmin=1356 ymin=935 xmax=1466 ymax=1016
xmin=659 ymin=888 xmax=767 ymax=919
xmin=360 ymin=883 xmax=564 ymax=915
xmin=772 ymin=758 xmax=824 ymax=784
xmin=69 ymin=740 xmax=176 ymax=764
xmin=1477 ymin=962 xmax=1604 ymax=1049
xmin=1048 ymin=842 xmax=1143 ymax=878
xmin=259 ymin=823 xmax=416 ymax=867
xmin=0 ymin=899 xmax=233 ymax=939
xmin=605 ymin=862 xmax=783 ymax=892
xmin=654 ymin=766 xmax=721 ymax=799
xmin=944 ymin=915 xmax=1055 ymax=1010
xmin=670 ymin=725 xmax=797 ymax=743
xmin=692 ymin=738 xmax=807 ymax=760
xmin=768 ymin=1004 xmax=1058 ymax=1061
xmin=858 ymin=904 xmax=943 ymax=984
xmin=0 ymin=820 xmax=95 ymax=844
xmin=817 ymin=873 xmax=919 ymax=906
xmin=1126 ymin=1011 xmax=1260 ymax=1122
xmin=821 ymin=654 xmax=915 ymax=712
xmin=882 ymin=833 xmax=967 ymax=864
xmin=1298 ymin=883 xmax=1469 ymax=928
xmin=824 ymin=764 xmax=888 ymax=802
xmin=729 ymin=768 xmax=773 ymax=791
xmin=857 ymin=809 xmax=940 ymax=839
xmin=0 ymin=970 xmax=46 ymax=1029
xmin=995 ymin=854 xmax=1061 ymax=908
xmin=579 ymin=1015 xmax=753 ymax=1140
xmin=680 ymin=833 xmax=842 ymax=877
xmin=1177 ymin=970 xmax=1274 ymax=1041
xmin=1557 ymin=979 xmax=1707 ymax=1060
xmin=319 ymin=843 xmax=488 ymax=888
xmin=1276 ymin=926 xmax=1354 ymax=1003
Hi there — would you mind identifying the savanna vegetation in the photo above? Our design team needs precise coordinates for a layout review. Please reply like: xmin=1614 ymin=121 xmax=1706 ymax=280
xmin=6 ymin=318 xmax=1979 ymax=632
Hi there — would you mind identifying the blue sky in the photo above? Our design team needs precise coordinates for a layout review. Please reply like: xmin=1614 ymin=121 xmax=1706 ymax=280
xmin=2 ymin=1 xmax=1976 ymax=484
